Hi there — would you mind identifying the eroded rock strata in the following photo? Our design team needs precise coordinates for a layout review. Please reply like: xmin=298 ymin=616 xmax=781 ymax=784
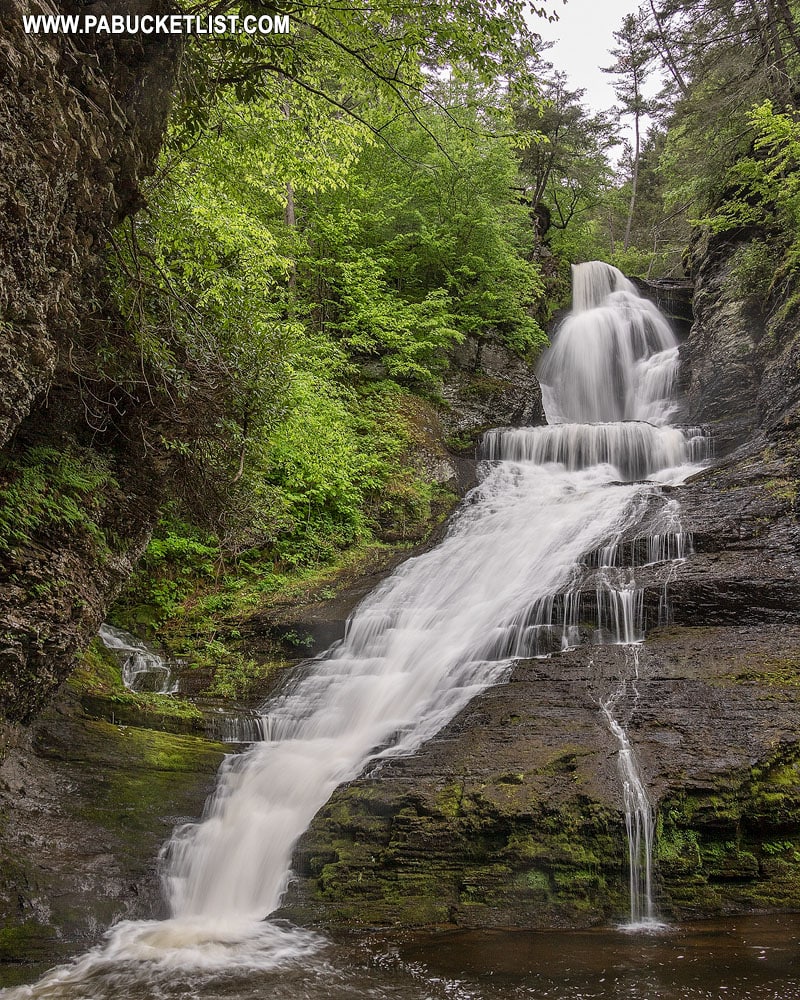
xmin=0 ymin=0 xmax=180 ymax=725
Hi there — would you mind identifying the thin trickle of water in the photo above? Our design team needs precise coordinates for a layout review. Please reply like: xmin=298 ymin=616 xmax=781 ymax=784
xmin=600 ymin=649 xmax=663 ymax=932
xmin=205 ymin=708 xmax=268 ymax=744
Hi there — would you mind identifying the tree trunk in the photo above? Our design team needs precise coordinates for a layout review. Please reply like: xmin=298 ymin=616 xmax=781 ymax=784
xmin=648 ymin=0 xmax=689 ymax=97
xmin=624 ymin=111 xmax=640 ymax=252
xmin=774 ymin=0 xmax=800 ymax=58
xmin=764 ymin=0 xmax=790 ymax=99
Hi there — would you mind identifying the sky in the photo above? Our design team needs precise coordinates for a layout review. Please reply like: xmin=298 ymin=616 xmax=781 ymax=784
xmin=530 ymin=0 xmax=643 ymax=115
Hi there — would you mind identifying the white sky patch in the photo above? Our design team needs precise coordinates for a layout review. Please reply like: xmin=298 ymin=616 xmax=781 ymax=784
xmin=531 ymin=0 xmax=643 ymax=114
xmin=528 ymin=0 xmax=665 ymax=159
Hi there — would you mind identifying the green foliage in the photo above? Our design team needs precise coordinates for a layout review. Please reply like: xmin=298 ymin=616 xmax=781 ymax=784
xmin=517 ymin=72 xmax=616 ymax=232
xmin=558 ymin=0 xmax=800 ymax=275
xmin=194 ymin=640 xmax=273 ymax=701
xmin=726 ymin=239 xmax=783 ymax=304
xmin=172 ymin=0 xmax=550 ymax=137
xmin=699 ymin=101 xmax=800 ymax=253
xmin=303 ymin=86 xmax=548 ymax=362
xmin=648 ymin=0 xmax=798 ymax=223
xmin=0 ymin=447 xmax=116 ymax=554
xmin=98 ymin=5 xmax=558 ymax=670
xmin=264 ymin=373 xmax=369 ymax=565
xmin=608 ymin=245 xmax=658 ymax=278
xmin=107 ymin=55 xmax=548 ymax=587
xmin=113 ymin=519 xmax=219 ymax=626
xmin=762 ymin=839 xmax=798 ymax=856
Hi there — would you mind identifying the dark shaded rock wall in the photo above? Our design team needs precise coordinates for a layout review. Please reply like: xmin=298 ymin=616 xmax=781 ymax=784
xmin=0 ymin=0 xmax=177 ymax=448
xmin=439 ymin=332 xmax=545 ymax=449
xmin=0 ymin=1 xmax=180 ymax=724
xmin=680 ymin=233 xmax=763 ymax=450
xmin=681 ymin=230 xmax=800 ymax=452
xmin=630 ymin=276 xmax=694 ymax=337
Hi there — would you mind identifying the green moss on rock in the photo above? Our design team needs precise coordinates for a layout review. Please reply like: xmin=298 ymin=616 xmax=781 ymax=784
xmin=657 ymin=744 xmax=800 ymax=918
xmin=281 ymin=776 xmax=628 ymax=929
xmin=69 ymin=639 xmax=205 ymax=735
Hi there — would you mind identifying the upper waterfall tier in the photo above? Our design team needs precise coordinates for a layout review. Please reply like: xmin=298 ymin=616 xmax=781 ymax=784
xmin=539 ymin=261 xmax=680 ymax=425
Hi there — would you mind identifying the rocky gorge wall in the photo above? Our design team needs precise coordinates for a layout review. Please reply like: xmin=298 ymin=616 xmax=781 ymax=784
xmin=0 ymin=0 xmax=181 ymax=726
xmin=0 ymin=0 xmax=178 ymax=450
xmin=279 ymin=236 xmax=800 ymax=930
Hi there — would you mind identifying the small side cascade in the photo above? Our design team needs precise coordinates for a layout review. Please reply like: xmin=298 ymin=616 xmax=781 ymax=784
xmin=98 ymin=623 xmax=177 ymax=694
xmin=599 ymin=650 xmax=661 ymax=930
xmin=681 ymin=425 xmax=714 ymax=465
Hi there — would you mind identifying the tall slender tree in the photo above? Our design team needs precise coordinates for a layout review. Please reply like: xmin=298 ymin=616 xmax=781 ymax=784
xmin=603 ymin=11 xmax=655 ymax=249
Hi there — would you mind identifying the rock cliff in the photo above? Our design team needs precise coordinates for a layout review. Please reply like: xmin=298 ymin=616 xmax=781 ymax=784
xmin=0 ymin=0 xmax=177 ymax=450
xmin=0 ymin=1 xmax=180 ymax=725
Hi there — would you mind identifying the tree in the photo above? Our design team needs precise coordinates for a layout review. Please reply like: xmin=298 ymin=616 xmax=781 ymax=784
xmin=602 ymin=11 xmax=656 ymax=250
xmin=517 ymin=71 xmax=617 ymax=238
xmin=173 ymin=0 xmax=556 ymax=153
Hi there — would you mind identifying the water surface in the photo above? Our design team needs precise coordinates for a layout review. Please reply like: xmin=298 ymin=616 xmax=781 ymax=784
xmin=4 ymin=916 xmax=798 ymax=999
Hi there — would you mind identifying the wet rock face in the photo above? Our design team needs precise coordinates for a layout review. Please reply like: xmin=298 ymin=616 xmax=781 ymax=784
xmin=680 ymin=257 xmax=760 ymax=450
xmin=629 ymin=277 xmax=694 ymax=338
xmin=680 ymin=232 xmax=800 ymax=455
xmin=280 ymin=655 xmax=630 ymax=930
xmin=439 ymin=333 xmax=545 ymax=449
xmin=0 ymin=691 xmax=226 ymax=968
xmin=0 ymin=0 xmax=178 ymax=448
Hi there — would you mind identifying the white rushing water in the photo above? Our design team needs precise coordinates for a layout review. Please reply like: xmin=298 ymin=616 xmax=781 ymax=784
xmin=165 ymin=460 xmax=649 ymax=924
xmin=539 ymin=262 xmax=681 ymax=425
xmin=599 ymin=649 xmax=663 ymax=931
xmin=98 ymin=623 xmax=177 ymax=694
xmin=3 ymin=262 xmax=707 ymax=996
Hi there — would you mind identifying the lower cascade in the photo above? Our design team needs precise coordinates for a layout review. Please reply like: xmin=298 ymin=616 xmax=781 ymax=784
xmin=4 ymin=262 xmax=708 ymax=993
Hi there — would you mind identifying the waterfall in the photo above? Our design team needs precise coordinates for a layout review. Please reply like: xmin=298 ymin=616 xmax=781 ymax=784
xmin=164 ymin=262 xmax=697 ymax=929
xmin=599 ymin=649 xmax=662 ymax=930
xmin=163 ymin=459 xmax=648 ymax=924
xmin=602 ymin=694 xmax=656 ymax=926
xmin=539 ymin=262 xmax=680 ymax=425
xmin=6 ymin=262 xmax=705 ymax=992
xmin=98 ymin=623 xmax=177 ymax=695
